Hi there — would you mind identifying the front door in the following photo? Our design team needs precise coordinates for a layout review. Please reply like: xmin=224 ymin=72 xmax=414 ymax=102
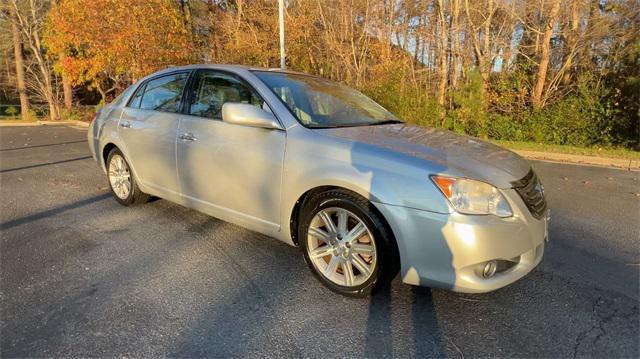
xmin=118 ymin=71 xmax=189 ymax=199
xmin=176 ymin=70 xmax=286 ymax=233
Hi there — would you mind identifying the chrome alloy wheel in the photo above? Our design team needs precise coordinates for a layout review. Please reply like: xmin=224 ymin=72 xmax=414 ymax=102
xmin=108 ymin=154 xmax=131 ymax=200
xmin=306 ymin=207 xmax=377 ymax=287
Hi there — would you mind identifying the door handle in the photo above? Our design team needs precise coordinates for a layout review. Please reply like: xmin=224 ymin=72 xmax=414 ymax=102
xmin=119 ymin=121 xmax=131 ymax=128
xmin=179 ymin=132 xmax=197 ymax=141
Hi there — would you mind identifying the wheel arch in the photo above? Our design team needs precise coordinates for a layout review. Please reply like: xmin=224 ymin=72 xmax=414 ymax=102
xmin=102 ymin=142 xmax=118 ymax=166
xmin=101 ymin=143 xmax=144 ymax=192
xmin=288 ymin=185 xmax=397 ymax=249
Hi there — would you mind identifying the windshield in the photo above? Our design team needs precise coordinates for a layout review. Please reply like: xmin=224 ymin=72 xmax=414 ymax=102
xmin=253 ymin=71 xmax=402 ymax=128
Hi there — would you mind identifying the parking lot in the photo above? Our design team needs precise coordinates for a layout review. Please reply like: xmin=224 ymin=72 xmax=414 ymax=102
xmin=1 ymin=125 xmax=638 ymax=357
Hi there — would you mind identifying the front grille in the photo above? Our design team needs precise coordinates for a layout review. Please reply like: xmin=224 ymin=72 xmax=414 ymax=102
xmin=511 ymin=169 xmax=547 ymax=220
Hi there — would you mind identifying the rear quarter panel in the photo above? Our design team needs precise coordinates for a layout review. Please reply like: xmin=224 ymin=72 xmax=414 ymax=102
xmin=93 ymin=106 xmax=127 ymax=173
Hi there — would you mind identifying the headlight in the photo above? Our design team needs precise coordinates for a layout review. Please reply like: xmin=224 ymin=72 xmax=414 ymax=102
xmin=431 ymin=176 xmax=513 ymax=217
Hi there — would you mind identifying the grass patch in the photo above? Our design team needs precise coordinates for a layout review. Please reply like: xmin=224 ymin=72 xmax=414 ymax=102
xmin=0 ymin=116 xmax=37 ymax=123
xmin=493 ymin=140 xmax=640 ymax=160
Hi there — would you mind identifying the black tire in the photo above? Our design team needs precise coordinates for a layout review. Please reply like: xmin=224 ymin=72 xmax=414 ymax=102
xmin=298 ymin=189 xmax=400 ymax=297
xmin=106 ymin=147 xmax=150 ymax=206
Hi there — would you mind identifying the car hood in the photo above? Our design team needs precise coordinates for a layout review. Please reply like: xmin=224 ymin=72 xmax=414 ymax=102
xmin=317 ymin=124 xmax=531 ymax=188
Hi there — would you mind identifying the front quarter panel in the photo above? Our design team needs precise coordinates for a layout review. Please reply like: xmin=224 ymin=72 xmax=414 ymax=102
xmin=280 ymin=126 xmax=453 ymax=243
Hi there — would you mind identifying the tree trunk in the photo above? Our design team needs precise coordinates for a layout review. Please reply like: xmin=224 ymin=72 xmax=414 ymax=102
xmin=9 ymin=8 xmax=29 ymax=121
xmin=95 ymin=80 xmax=109 ymax=104
xmin=561 ymin=0 xmax=580 ymax=85
xmin=235 ymin=0 xmax=243 ymax=45
xmin=502 ymin=0 xmax=517 ymax=71
xmin=12 ymin=0 xmax=60 ymax=120
xmin=436 ymin=0 xmax=449 ymax=112
xmin=464 ymin=0 xmax=490 ymax=97
xmin=29 ymin=0 xmax=59 ymax=120
xmin=50 ymin=0 xmax=72 ymax=109
xmin=449 ymin=0 xmax=460 ymax=92
xmin=206 ymin=0 xmax=216 ymax=62
xmin=179 ymin=0 xmax=193 ymax=34
xmin=531 ymin=0 xmax=560 ymax=108
xmin=62 ymin=72 xmax=73 ymax=109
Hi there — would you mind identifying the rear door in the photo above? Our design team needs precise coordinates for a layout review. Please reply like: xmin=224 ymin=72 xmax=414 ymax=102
xmin=118 ymin=71 xmax=190 ymax=200
xmin=176 ymin=70 xmax=286 ymax=233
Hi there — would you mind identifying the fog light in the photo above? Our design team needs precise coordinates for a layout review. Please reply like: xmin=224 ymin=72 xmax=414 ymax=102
xmin=483 ymin=260 xmax=497 ymax=278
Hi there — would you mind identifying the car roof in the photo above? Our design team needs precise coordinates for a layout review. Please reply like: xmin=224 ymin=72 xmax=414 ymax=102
xmin=147 ymin=63 xmax=310 ymax=78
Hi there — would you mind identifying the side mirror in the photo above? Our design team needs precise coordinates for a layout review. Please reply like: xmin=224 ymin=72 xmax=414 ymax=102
xmin=221 ymin=103 xmax=282 ymax=130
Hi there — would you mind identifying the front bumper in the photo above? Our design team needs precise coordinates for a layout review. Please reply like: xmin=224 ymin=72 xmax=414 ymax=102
xmin=375 ymin=189 xmax=547 ymax=293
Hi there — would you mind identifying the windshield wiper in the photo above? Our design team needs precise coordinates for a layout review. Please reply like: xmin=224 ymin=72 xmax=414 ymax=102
xmin=306 ymin=124 xmax=342 ymax=128
xmin=371 ymin=119 xmax=404 ymax=126
xmin=307 ymin=119 xmax=403 ymax=129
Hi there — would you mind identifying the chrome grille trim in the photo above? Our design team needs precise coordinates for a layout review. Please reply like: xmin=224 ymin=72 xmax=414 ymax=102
xmin=511 ymin=169 xmax=547 ymax=220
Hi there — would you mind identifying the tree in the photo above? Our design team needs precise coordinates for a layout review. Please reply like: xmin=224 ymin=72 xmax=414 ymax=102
xmin=46 ymin=0 xmax=196 ymax=103
xmin=436 ymin=0 xmax=449 ymax=110
xmin=463 ymin=0 xmax=514 ymax=98
xmin=531 ymin=0 xmax=561 ymax=108
xmin=449 ymin=0 xmax=461 ymax=93
xmin=50 ymin=0 xmax=72 ymax=109
xmin=560 ymin=0 xmax=582 ymax=85
xmin=9 ymin=0 xmax=60 ymax=121
xmin=7 ymin=6 xmax=29 ymax=121
xmin=0 ymin=0 xmax=627 ymax=148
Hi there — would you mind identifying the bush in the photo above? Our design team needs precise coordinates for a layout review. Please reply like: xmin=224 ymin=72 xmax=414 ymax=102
xmin=361 ymin=69 xmax=441 ymax=128
xmin=448 ymin=71 xmax=489 ymax=137
xmin=487 ymin=113 xmax=527 ymax=142
xmin=482 ymin=72 xmax=631 ymax=148
xmin=4 ymin=106 xmax=18 ymax=117
xmin=342 ymin=68 xmax=634 ymax=150
xmin=60 ymin=106 xmax=96 ymax=122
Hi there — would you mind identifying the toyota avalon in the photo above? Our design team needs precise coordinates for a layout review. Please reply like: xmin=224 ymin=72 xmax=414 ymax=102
xmin=88 ymin=64 xmax=549 ymax=297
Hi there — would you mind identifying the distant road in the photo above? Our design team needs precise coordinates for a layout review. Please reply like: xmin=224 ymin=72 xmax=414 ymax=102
xmin=1 ymin=125 xmax=638 ymax=358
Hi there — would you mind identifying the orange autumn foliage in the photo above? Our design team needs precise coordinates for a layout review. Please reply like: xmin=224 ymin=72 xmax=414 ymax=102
xmin=45 ymin=0 xmax=195 ymax=97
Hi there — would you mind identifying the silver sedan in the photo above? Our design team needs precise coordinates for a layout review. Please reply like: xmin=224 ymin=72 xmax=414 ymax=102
xmin=88 ymin=64 xmax=549 ymax=297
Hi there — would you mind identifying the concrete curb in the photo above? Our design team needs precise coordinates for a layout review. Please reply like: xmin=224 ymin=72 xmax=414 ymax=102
xmin=0 ymin=120 xmax=90 ymax=128
xmin=0 ymin=122 xmax=39 ymax=127
xmin=513 ymin=150 xmax=639 ymax=171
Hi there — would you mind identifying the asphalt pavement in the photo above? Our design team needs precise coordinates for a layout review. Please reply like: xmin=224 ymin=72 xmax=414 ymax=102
xmin=1 ymin=125 xmax=638 ymax=358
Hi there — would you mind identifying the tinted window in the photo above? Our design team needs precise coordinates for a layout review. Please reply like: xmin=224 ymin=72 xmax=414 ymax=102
xmin=139 ymin=73 xmax=188 ymax=113
xmin=188 ymin=71 xmax=264 ymax=120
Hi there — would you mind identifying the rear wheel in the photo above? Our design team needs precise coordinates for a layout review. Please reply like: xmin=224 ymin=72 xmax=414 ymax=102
xmin=106 ymin=148 xmax=149 ymax=206
xmin=298 ymin=189 xmax=399 ymax=297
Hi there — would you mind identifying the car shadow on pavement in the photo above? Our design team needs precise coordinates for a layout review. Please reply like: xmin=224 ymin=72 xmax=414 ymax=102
xmin=168 ymin=220 xmax=304 ymax=357
xmin=0 ymin=192 xmax=111 ymax=230
xmin=0 ymin=155 xmax=92 ymax=174
xmin=410 ymin=286 xmax=447 ymax=357
xmin=0 ymin=139 xmax=88 ymax=152
xmin=169 ymin=234 xmax=448 ymax=358
xmin=349 ymin=130 xmax=452 ymax=357
xmin=365 ymin=284 xmax=445 ymax=357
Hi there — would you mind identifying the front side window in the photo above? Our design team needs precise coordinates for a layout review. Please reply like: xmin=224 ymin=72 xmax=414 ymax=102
xmin=188 ymin=71 xmax=264 ymax=120
xmin=253 ymin=71 xmax=401 ymax=128
xmin=138 ymin=73 xmax=189 ymax=113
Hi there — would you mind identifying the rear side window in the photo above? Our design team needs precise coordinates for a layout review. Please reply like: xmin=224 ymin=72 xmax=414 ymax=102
xmin=128 ymin=83 xmax=146 ymax=108
xmin=135 ymin=73 xmax=189 ymax=113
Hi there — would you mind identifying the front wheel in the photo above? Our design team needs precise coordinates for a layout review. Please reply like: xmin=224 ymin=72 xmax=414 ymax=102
xmin=106 ymin=148 xmax=150 ymax=206
xmin=298 ymin=189 xmax=400 ymax=297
